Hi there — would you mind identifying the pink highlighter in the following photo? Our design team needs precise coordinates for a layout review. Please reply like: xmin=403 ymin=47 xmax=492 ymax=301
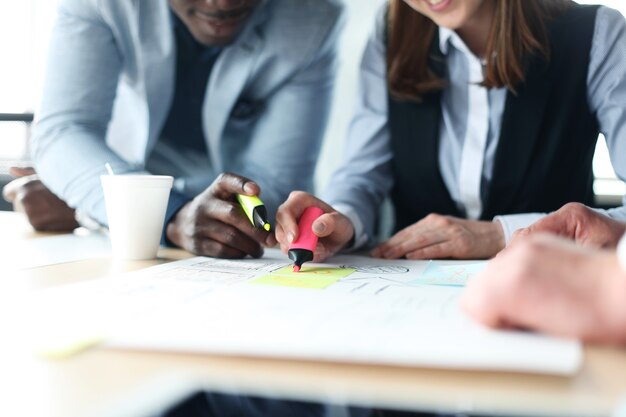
xmin=288 ymin=206 xmax=324 ymax=272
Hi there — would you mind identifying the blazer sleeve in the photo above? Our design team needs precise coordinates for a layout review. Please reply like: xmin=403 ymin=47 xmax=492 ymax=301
xmin=31 ymin=0 xmax=137 ymax=225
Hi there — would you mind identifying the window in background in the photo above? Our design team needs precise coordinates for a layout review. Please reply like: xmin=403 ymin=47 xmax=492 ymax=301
xmin=0 ymin=0 xmax=55 ymax=167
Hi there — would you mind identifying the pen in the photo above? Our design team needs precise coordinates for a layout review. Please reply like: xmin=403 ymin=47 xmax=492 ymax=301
xmin=288 ymin=206 xmax=324 ymax=272
xmin=236 ymin=194 xmax=271 ymax=231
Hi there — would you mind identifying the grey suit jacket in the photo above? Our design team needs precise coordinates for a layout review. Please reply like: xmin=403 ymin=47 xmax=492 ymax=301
xmin=32 ymin=0 xmax=344 ymax=224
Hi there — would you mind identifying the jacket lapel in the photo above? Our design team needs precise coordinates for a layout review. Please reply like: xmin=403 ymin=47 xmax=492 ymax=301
xmin=141 ymin=0 xmax=176 ymax=162
xmin=203 ymin=4 xmax=268 ymax=172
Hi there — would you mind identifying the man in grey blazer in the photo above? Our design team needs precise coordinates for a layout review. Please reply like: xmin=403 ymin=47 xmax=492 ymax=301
xmin=5 ymin=0 xmax=344 ymax=258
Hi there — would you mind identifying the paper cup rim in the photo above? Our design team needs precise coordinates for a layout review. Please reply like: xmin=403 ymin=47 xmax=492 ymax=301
xmin=101 ymin=175 xmax=173 ymax=188
xmin=100 ymin=174 xmax=173 ymax=181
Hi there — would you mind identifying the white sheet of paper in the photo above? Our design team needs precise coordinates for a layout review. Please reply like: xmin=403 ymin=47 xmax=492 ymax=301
xmin=26 ymin=249 xmax=581 ymax=375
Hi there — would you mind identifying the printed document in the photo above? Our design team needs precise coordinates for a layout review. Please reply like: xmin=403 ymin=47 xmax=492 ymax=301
xmin=26 ymin=249 xmax=581 ymax=375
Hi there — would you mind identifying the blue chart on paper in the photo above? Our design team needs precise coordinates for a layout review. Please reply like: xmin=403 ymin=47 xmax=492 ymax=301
xmin=409 ymin=261 xmax=487 ymax=287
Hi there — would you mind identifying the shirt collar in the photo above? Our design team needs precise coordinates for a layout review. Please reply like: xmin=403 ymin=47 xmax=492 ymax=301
xmin=438 ymin=26 xmax=454 ymax=55
xmin=438 ymin=26 xmax=479 ymax=60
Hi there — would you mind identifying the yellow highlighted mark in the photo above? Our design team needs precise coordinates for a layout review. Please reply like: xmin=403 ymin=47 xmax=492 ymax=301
xmin=251 ymin=266 xmax=355 ymax=289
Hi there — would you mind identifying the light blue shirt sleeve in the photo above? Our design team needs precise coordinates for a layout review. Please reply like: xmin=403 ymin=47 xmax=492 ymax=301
xmin=495 ymin=6 xmax=626 ymax=242
xmin=323 ymin=7 xmax=393 ymax=249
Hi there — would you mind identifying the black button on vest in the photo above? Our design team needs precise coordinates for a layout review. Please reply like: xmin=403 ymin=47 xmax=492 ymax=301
xmin=387 ymin=5 xmax=601 ymax=233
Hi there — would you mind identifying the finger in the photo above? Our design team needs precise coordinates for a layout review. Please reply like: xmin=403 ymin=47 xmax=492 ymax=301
xmin=511 ymin=227 xmax=530 ymax=240
xmin=461 ymin=281 xmax=506 ymax=328
xmin=371 ymin=218 xmax=436 ymax=258
xmin=507 ymin=228 xmax=531 ymax=249
xmin=275 ymin=222 xmax=287 ymax=246
xmin=276 ymin=191 xmax=333 ymax=244
xmin=525 ymin=219 xmax=559 ymax=235
xmin=196 ymin=238 xmax=248 ymax=259
xmin=206 ymin=199 xmax=271 ymax=244
xmin=211 ymin=172 xmax=259 ymax=199
xmin=312 ymin=243 xmax=332 ymax=262
xmin=9 ymin=166 xmax=36 ymax=177
xmin=311 ymin=213 xmax=339 ymax=237
xmin=265 ymin=232 xmax=277 ymax=248
xmin=199 ymin=220 xmax=264 ymax=258
xmin=376 ymin=229 xmax=447 ymax=259
xmin=405 ymin=241 xmax=458 ymax=260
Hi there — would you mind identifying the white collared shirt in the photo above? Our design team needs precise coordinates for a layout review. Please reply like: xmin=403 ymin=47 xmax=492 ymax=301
xmin=437 ymin=27 xmax=496 ymax=220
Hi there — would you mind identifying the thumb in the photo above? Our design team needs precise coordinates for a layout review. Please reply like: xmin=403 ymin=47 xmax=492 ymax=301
xmin=312 ymin=213 xmax=339 ymax=238
xmin=511 ymin=227 xmax=531 ymax=241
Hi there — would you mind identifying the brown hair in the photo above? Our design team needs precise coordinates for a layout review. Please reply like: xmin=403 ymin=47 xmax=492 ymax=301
xmin=387 ymin=0 xmax=572 ymax=101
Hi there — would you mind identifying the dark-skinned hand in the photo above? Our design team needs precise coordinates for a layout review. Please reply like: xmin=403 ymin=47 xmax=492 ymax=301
xmin=166 ymin=172 xmax=277 ymax=259
xmin=2 ymin=167 xmax=79 ymax=231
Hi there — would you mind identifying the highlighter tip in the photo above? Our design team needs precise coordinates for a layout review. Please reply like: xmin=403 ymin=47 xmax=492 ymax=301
xmin=293 ymin=265 xmax=301 ymax=273
xmin=263 ymin=223 xmax=271 ymax=232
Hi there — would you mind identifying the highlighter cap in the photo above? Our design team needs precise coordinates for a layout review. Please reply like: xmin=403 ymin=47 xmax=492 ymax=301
xmin=288 ymin=248 xmax=314 ymax=269
xmin=252 ymin=206 xmax=270 ymax=231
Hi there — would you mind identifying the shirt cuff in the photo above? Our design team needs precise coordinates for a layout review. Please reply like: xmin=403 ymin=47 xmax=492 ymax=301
xmin=161 ymin=190 xmax=192 ymax=247
xmin=493 ymin=213 xmax=546 ymax=246
xmin=332 ymin=203 xmax=369 ymax=252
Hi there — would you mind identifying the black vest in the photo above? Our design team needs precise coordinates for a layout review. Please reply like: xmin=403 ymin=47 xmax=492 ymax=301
xmin=388 ymin=5 xmax=600 ymax=232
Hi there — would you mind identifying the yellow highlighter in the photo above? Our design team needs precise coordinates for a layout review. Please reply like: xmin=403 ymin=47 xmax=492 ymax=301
xmin=237 ymin=194 xmax=271 ymax=231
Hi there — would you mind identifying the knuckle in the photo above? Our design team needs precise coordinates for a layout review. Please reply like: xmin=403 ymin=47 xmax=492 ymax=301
xmin=563 ymin=202 xmax=587 ymax=218
xmin=425 ymin=213 xmax=439 ymax=222
xmin=213 ymin=245 xmax=226 ymax=257
xmin=225 ymin=203 xmax=239 ymax=220
xmin=215 ymin=172 xmax=229 ymax=183
xmin=215 ymin=245 xmax=235 ymax=259
xmin=288 ymin=190 xmax=306 ymax=201
xmin=223 ymin=229 xmax=237 ymax=245
xmin=450 ymin=224 xmax=463 ymax=234
xmin=425 ymin=213 xmax=448 ymax=227
xmin=189 ymin=238 xmax=203 ymax=255
xmin=563 ymin=202 xmax=584 ymax=212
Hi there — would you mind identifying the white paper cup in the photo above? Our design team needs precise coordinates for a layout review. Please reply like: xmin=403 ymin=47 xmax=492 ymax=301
xmin=101 ymin=175 xmax=173 ymax=260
